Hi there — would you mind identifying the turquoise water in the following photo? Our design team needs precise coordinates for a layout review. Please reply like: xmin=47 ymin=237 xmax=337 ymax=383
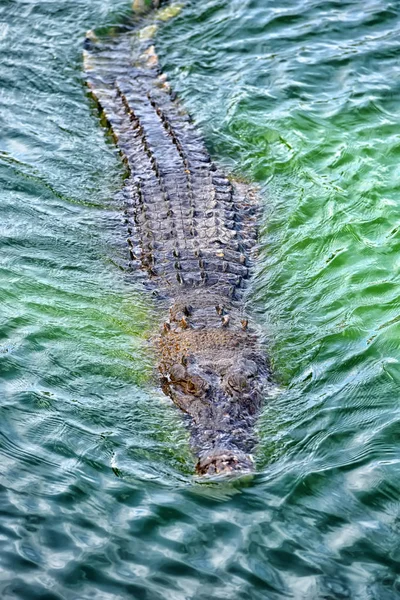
xmin=1 ymin=0 xmax=400 ymax=597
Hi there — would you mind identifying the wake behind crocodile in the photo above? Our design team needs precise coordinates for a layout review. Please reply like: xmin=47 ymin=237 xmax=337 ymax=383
xmin=83 ymin=0 xmax=272 ymax=476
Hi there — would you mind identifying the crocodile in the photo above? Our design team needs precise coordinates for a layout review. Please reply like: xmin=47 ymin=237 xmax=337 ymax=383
xmin=83 ymin=1 xmax=271 ymax=476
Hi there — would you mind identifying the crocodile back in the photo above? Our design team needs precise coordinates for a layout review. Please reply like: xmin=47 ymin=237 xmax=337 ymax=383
xmin=83 ymin=20 xmax=259 ymax=308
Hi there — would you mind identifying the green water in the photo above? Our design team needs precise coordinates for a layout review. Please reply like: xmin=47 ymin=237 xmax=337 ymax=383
xmin=1 ymin=0 xmax=400 ymax=597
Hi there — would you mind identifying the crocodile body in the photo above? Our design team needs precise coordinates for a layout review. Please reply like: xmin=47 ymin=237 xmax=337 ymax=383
xmin=83 ymin=4 xmax=271 ymax=476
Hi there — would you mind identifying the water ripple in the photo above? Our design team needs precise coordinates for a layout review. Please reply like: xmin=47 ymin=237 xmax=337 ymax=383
xmin=1 ymin=0 xmax=400 ymax=597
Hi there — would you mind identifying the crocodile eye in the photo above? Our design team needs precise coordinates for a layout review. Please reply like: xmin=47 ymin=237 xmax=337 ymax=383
xmin=224 ymin=360 xmax=259 ymax=395
xmin=226 ymin=373 xmax=250 ymax=393
xmin=185 ymin=375 xmax=209 ymax=396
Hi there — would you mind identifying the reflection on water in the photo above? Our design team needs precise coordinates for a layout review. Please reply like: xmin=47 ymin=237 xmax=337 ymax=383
xmin=1 ymin=0 xmax=400 ymax=597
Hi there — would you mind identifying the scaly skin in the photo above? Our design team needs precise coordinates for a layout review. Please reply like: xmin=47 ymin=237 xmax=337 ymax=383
xmin=83 ymin=3 xmax=271 ymax=475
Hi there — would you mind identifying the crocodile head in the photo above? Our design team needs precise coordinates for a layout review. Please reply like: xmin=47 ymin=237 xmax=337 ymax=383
xmin=161 ymin=353 xmax=264 ymax=476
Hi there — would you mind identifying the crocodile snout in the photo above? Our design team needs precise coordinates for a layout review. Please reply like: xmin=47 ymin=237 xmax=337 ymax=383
xmin=196 ymin=449 xmax=254 ymax=477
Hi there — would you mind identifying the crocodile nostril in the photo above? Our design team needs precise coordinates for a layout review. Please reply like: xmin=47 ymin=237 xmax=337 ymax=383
xmin=185 ymin=375 xmax=209 ymax=396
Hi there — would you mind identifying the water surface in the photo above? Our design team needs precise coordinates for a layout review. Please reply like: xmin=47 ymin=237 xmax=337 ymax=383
xmin=1 ymin=0 xmax=400 ymax=597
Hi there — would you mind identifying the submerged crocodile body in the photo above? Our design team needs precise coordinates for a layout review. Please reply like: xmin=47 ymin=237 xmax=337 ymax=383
xmin=83 ymin=3 xmax=271 ymax=476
